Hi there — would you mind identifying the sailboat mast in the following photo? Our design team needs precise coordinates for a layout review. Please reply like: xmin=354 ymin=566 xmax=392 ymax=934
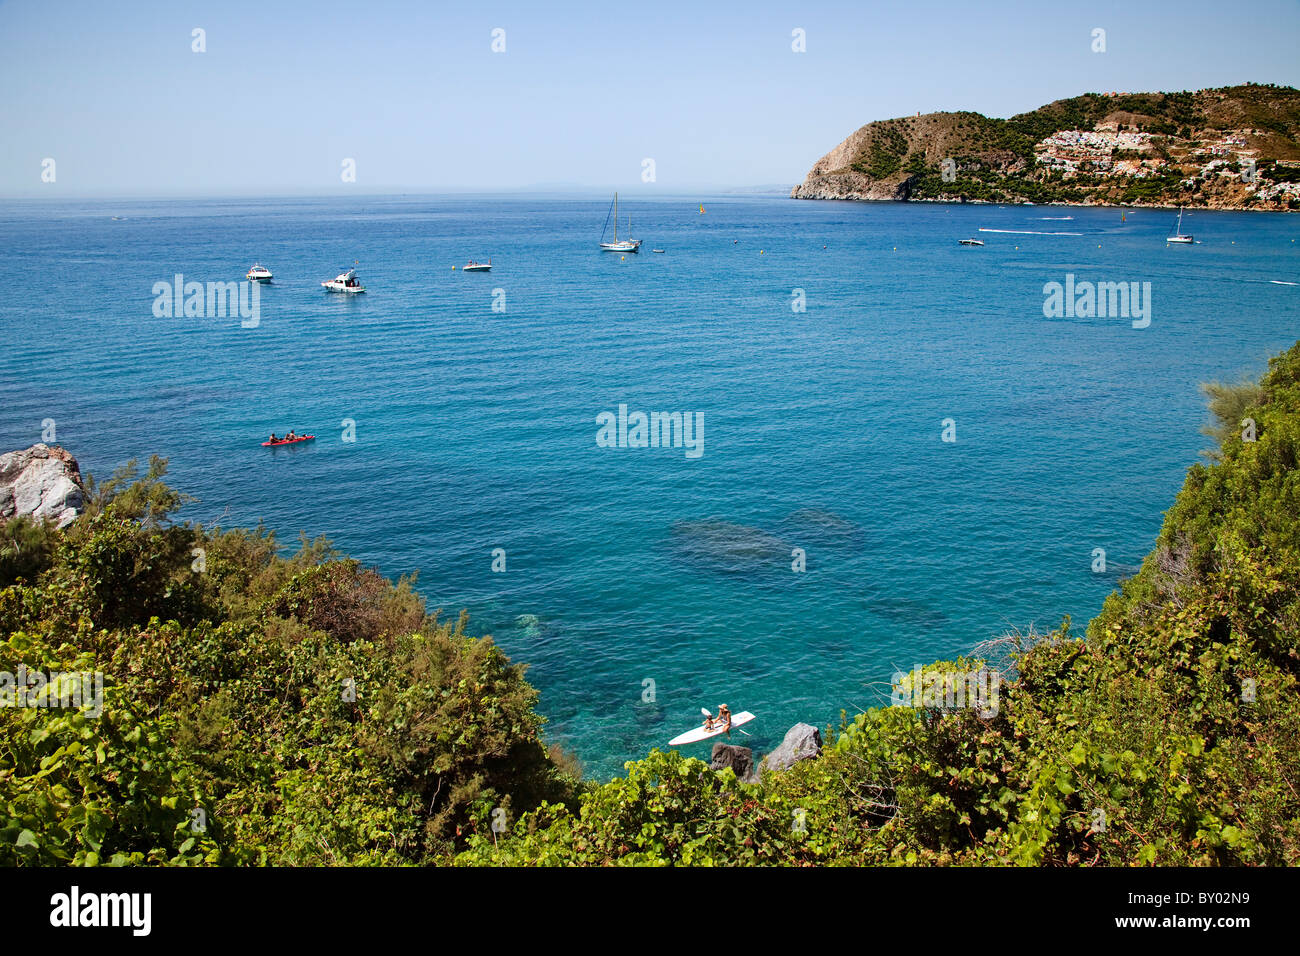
xmin=614 ymin=192 xmax=619 ymax=242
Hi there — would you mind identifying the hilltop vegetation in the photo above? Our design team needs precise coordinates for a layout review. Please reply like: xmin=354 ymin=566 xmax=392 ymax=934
xmin=792 ymin=83 xmax=1300 ymax=209
xmin=3 ymin=340 xmax=1299 ymax=866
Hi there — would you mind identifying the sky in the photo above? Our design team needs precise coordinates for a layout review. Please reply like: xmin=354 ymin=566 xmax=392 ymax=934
xmin=2 ymin=0 xmax=1298 ymax=197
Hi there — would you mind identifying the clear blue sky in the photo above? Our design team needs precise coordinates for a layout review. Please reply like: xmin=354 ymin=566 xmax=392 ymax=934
xmin=2 ymin=0 xmax=1298 ymax=197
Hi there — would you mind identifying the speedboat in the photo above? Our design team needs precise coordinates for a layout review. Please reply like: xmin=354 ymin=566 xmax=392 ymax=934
xmin=246 ymin=264 xmax=273 ymax=282
xmin=322 ymin=268 xmax=365 ymax=293
xmin=463 ymin=259 xmax=492 ymax=272
xmin=958 ymin=238 xmax=984 ymax=246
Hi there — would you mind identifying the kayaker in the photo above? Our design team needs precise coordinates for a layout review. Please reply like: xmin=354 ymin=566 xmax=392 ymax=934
xmin=268 ymin=433 xmax=278 ymax=443
xmin=286 ymin=430 xmax=297 ymax=441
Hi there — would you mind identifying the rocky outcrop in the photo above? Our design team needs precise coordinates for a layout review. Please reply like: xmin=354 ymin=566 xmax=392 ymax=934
xmin=790 ymin=170 xmax=917 ymax=201
xmin=0 ymin=444 xmax=85 ymax=529
xmin=762 ymin=723 xmax=822 ymax=772
xmin=790 ymin=111 xmax=976 ymax=202
xmin=710 ymin=743 xmax=760 ymax=784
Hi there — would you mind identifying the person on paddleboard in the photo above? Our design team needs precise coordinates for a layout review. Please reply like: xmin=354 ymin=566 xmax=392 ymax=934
xmin=702 ymin=704 xmax=732 ymax=734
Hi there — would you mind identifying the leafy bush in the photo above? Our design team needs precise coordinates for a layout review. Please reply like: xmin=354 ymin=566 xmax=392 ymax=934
xmin=0 ymin=474 xmax=580 ymax=865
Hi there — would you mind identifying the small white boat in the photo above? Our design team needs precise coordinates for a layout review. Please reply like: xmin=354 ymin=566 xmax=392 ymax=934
xmin=958 ymin=238 xmax=984 ymax=246
xmin=599 ymin=192 xmax=641 ymax=253
xmin=462 ymin=259 xmax=492 ymax=272
xmin=246 ymin=264 xmax=273 ymax=282
xmin=322 ymin=268 xmax=365 ymax=293
xmin=652 ymin=248 xmax=665 ymax=253
xmin=1167 ymin=208 xmax=1193 ymax=244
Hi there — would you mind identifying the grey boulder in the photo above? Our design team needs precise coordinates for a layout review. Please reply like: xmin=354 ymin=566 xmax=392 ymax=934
xmin=762 ymin=723 xmax=823 ymax=772
xmin=0 ymin=444 xmax=85 ymax=529
xmin=710 ymin=743 xmax=760 ymax=784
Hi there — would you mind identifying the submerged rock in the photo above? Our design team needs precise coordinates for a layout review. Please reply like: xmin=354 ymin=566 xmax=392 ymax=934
xmin=762 ymin=723 xmax=822 ymax=772
xmin=513 ymin=613 xmax=542 ymax=639
xmin=778 ymin=508 xmax=866 ymax=552
xmin=669 ymin=510 xmax=865 ymax=580
xmin=0 ymin=444 xmax=85 ymax=529
xmin=710 ymin=743 xmax=760 ymax=784
xmin=668 ymin=519 xmax=789 ymax=575
xmin=862 ymin=587 xmax=951 ymax=628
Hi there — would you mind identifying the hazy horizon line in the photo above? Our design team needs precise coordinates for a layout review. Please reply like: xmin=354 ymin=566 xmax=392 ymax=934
xmin=0 ymin=184 xmax=797 ymax=203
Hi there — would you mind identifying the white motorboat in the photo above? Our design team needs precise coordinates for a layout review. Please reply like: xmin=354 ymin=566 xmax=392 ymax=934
xmin=599 ymin=192 xmax=641 ymax=253
xmin=1167 ymin=208 xmax=1193 ymax=244
xmin=463 ymin=259 xmax=492 ymax=272
xmin=322 ymin=268 xmax=365 ymax=292
xmin=958 ymin=238 xmax=984 ymax=246
xmin=246 ymin=264 xmax=273 ymax=282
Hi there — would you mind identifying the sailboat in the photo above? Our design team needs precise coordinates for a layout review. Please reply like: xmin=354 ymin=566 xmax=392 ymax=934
xmin=599 ymin=192 xmax=641 ymax=253
xmin=1167 ymin=207 xmax=1193 ymax=244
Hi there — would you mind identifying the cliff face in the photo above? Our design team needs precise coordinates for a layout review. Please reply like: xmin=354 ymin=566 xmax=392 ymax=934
xmin=789 ymin=170 xmax=913 ymax=201
xmin=0 ymin=444 xmax=85 ymax=528
xmin=790 ymin=111 xmax=1025 ymax=201
xmin=791 ymin=84 xmax=1300 ymax=209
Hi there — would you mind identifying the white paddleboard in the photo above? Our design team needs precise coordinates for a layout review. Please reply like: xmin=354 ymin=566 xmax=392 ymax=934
xmin=668 ymin=711 xmax=756 ymax=747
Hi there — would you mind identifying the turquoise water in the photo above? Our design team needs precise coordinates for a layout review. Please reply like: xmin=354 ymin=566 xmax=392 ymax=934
xmin=1 ymin=196 xmax=1297 ymax=778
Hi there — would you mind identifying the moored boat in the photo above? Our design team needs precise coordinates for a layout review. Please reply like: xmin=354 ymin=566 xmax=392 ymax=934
xmin=463 ymin=259 xmax=492 ymax=272
xmin=322 ymin=268 xmax=365 ymax=292
xmin=599 ymin=192 xmax=641 ymax=253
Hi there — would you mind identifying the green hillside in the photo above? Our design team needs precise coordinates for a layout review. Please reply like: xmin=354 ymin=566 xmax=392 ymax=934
xmin=792 ymin=83 xmax=1300 ymax=209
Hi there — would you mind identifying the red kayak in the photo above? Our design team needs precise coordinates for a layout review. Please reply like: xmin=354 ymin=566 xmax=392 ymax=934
xmin=261 ymin=435 xmax=315 ymax=447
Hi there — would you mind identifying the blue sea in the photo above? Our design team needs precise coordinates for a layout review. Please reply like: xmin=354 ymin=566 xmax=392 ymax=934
xmin=1 ymin=195 xmax=1297 ymax=778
